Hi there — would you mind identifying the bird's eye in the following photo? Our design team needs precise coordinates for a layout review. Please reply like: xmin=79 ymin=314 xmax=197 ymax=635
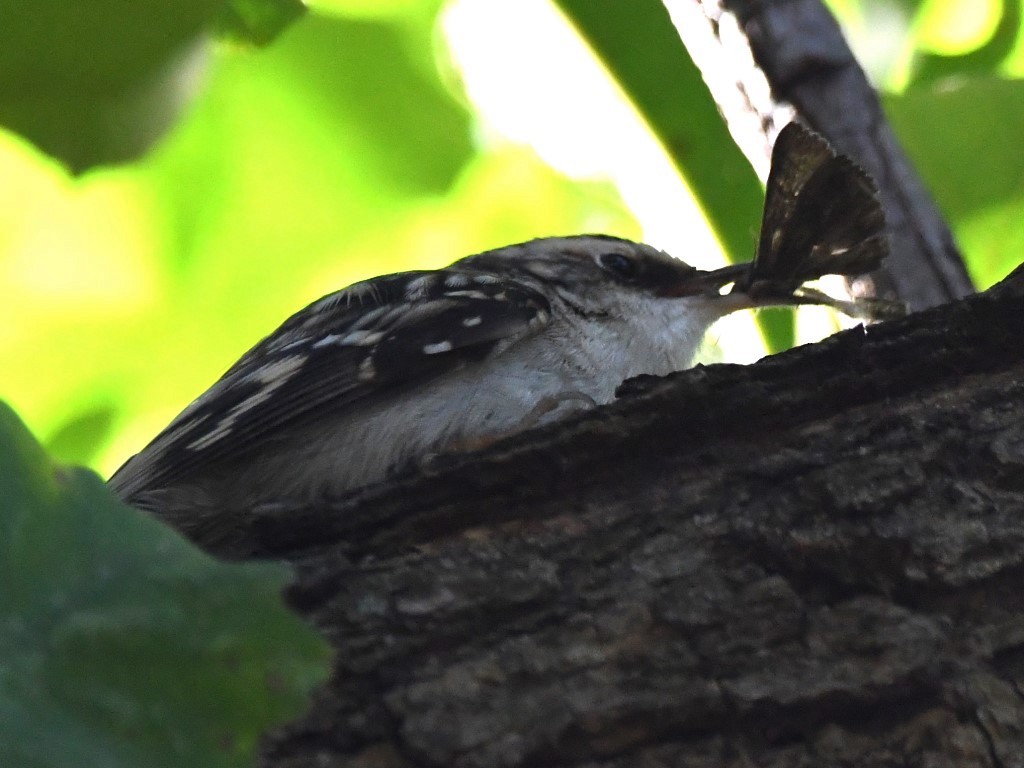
xmin=598 ymin=252 xmax=637 ymax=279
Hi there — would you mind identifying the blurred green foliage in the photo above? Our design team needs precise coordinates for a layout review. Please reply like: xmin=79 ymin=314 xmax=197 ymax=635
xmin=1 ymin=0 xmax=1023 ymax=477
xmin=0 ymin=0 xmax=216 ymax=170
xmin=839 ymin=0 xmax=1024 ymax=290
xmin=0 ymin=403 xmax=332 ymax=768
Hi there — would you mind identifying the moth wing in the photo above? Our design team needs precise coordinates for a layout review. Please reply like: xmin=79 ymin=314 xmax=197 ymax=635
xmin=754 ymin=123 xmax=887 ymax=286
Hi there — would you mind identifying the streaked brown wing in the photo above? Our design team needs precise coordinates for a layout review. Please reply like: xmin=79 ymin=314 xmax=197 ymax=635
xmin=109 ymin=270 xmax=551 ymax=499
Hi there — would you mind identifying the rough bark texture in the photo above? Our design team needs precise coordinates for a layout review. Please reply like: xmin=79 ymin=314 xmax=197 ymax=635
xmin=719 ymin=0 xmax=975 ymax=309
xmin=181 ymin=266 xmax=1024 ymax=767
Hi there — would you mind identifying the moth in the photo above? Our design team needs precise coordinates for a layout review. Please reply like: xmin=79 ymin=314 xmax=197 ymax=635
xmin=705 ymin=122 xmax=905 ymax=320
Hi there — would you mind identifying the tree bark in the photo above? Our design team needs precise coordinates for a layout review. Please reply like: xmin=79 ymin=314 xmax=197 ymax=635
xmin=180 ymin=265 xmax=1024 ymax=767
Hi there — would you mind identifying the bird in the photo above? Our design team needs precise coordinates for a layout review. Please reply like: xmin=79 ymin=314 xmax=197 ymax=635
xmin=108 ymin=123 xmax=898 ymax=526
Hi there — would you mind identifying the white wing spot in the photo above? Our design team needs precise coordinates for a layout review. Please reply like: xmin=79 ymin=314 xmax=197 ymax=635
xmin=254 ymin=355 xmax=306 ymax=384
xmin=150 ymin=413 xmax=210 ymax=456
xmin=443 ymin=290 xmax=491 ymax=300
xmin=314 ymin=330 xmax=385 ymax=348
xmin=462 ymin=316 xmax=483 ymax=327
xmin=404 ymin=275 xmax=434 ymax=300
xmin=352 ymin=305 xmax=390 ymax=330
xmin=313 ymin=333 xmax=341 ymax=348
xmin=186 ymin=356 xmax=306 ymax=451
xmin=423 ymin=341 xmax=453 ymax=355
xmin=342 ymin=330 xmax=385 ymax=346
xmin=445 ymin=273 xmax=470 ymax=288
xmin=186 ymin=394 xmax=269 ymax=451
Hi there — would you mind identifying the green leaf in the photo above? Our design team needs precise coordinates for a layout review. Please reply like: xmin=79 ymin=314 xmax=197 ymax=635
xmin=43 ymin=404 xmax=118 ymax=468
xmin=0 ymin=0 xmax=219 ymax=170
xmin=217 ymin=0 xmax=308 ymax=46
xmin=553 ymin=0 xmax=763 ymax=264
xmin=885 ymin=76 xmax=1024 ymax=287
xmin=290 ymin=13 xmax=474 ymax=196
xmin=0 ymin=402 xmax=333 ymax=768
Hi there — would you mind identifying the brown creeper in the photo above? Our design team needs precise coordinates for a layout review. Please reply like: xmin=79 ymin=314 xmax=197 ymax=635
xmin=109 ymin=123 xmax=899 ymax=522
